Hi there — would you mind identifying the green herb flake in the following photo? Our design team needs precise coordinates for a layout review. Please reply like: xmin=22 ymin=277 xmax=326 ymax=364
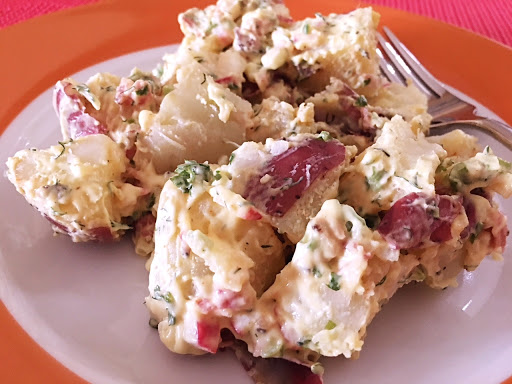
xmin=167 ymin=311 xmax=176 ymax=326
xmin=308 ymin=239 xmax=319 ymax=251
xmin=319 ymin=131 xmax=332 ymax=141
xmin=164 ymin=292 xmax=174 ymax=303
xmin=205 ymin=22 xmax=218 ymax=35
xmin=227 ymin=83 xmax=239 ymax=91
xmin=297 ymin=338 xmax=311 ymax=347
xmin=451 ymin=163 xmax=471 ymax=184
xmin=354 ymin=95 xmax=368 ymax=107
xmin=325 ymin=320 xmax=337 ymax=330
xmin=470 ymin=222 xmax=484 ymax=244
xmin=303 ymin=23 xmax=310 ymax=34
xmin=228 ymin=153 xmax=235 ymax=164
xmin=365 ymin=168 xmax=387 ymax=191
xmin=499 ymin=158 xmax=511 ymax=171
xmin=327 ymin=272 xmax=341 ymax=291
xmin=363 ymin=78 xmax=371 ymax=86
xmin=312 ymin=266 xmax=322 ymax=278
xmin=73 ymin=83 xmax=101 ymax=110
xmin=135 ymin=85 xmax=149 ymax=96
xmin=54 ymin=139 xmax=72 ymax=160
xmin=171 ymin=161 xmax=213 ymax=194
xmin=345 ymin=221 xmax=353 ymax=232
xmin=110 ymin=221 xmax=131 ymax=231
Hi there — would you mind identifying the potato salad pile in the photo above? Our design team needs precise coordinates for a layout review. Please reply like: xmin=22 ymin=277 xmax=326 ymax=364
xmin=6 ymin=0 xmax=511 ymax=383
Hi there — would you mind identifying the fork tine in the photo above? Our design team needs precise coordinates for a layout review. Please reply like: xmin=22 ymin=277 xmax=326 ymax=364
xmin=376 ymin=47 xmax=405 ymax=85
xmin=383 ymin=27 xmax=446 ymax=97
xmin=377 ymin=33 xmax=435 ymax=97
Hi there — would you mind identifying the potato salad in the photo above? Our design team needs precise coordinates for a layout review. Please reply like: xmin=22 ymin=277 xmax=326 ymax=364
xmin=5 ymin=0 xmax=511 ymax=383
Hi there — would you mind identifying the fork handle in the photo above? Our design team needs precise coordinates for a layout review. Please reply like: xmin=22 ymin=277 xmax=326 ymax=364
xmin=431 ymin=118 xmax=512 ymax=151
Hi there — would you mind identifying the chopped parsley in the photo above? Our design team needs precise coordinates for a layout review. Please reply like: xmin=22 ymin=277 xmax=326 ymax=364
xmin=167 ymin=311 xmax=176 ymax=326
xmin=171 ymin=161 xmax=213 ymax=193
xmin=205 ymin=21 xmax=218 ymax=34
xmin=73 ymin=83 xmax=101 ymax=110
xmin=153 ymin=285 xmax=175 ymax=304
xmin=376 ymin=275 xmax=387 ymax=286
xmin=365 ymin=168 xmax=387 ymax=191
xmin=228 ymin=153 xmax=235 ymax=164
xmin=499 ymin=158 xmax=511 ymax=171
xmin=470 ymin=222 xmax=484 ymax=243
xmin=319 ymin=131 xmax=332 ymax=141
xmin=325 ymin=320 xmax=337 ymax=330
xmin=354 ymin=95 xmax=368 ymax=107
xmin=54 ymin=139 xmax=73 ymax=160
xmin=303 ymin=23 xmax=310 ymax=34
xmin=135 ymin=85 xmax=149 ymax=96
xmin=345 ymin=221 xmax=353 ymax=232
xmin=297 ymin=338 xmax=311 ymax=347
xmin=327 ymin=272 xmax=341 ymax=291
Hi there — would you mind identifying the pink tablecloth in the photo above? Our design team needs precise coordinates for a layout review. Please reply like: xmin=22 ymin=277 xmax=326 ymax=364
xmin=0 ymin=0 xmax=511 ymax=47
xmin=0 ymin=0 xmax=512 ymax=47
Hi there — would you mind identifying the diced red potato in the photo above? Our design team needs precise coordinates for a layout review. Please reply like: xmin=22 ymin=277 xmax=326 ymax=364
xmin=44 ymin=214 xmax=115 ymax=242
xmin=134 ymin=213 xmax=156 ymax=242
xmin=67 ymin=111 xmax=108 ymax=138
xmin=241 ymin=208 xmax=263 ymax=221
xmin=53 ymin=80 xmax=107 ymax=139
xmin=197 ymin=289 xmax=252 ymax=313
xmin=88 ymin=226 xmax=116 ymax=242
xmin=196 ymin=320 xmax=221 ymax=354
xmin=378 ymin=193 xmax=463 ymax=249
xmin=429 ymin=195 xmax=463 ymax=243
xmin=489 ymin=210 xmax=509 ymax=250
xmin=244 ymin=139 xmax=346 ymax=217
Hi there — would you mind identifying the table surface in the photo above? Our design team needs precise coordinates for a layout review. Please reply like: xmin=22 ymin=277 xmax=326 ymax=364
xmin=1 ymin=0 xmax=511 ymax=47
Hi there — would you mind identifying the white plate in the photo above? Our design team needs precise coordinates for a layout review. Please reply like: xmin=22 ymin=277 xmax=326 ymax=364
xmin=1 ymin=46 xmax=511 ymax=384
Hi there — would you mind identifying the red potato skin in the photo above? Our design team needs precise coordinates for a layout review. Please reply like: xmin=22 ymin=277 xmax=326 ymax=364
xmin=197 ymin=320 xmax=221 ymax=354
xmin=53 ymin=81 xmax=107 ymax=139
xmin=377 ymin=193 xmax=463 ymax=249
xmin=44 ymin=215 xmax=114 ymax=242
xmin=244 ymin=139 xmax=346 ymax=217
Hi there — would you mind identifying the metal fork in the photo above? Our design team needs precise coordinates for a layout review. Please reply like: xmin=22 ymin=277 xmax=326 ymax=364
xmin=377 ymin=26 xmax=512 ymax=150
